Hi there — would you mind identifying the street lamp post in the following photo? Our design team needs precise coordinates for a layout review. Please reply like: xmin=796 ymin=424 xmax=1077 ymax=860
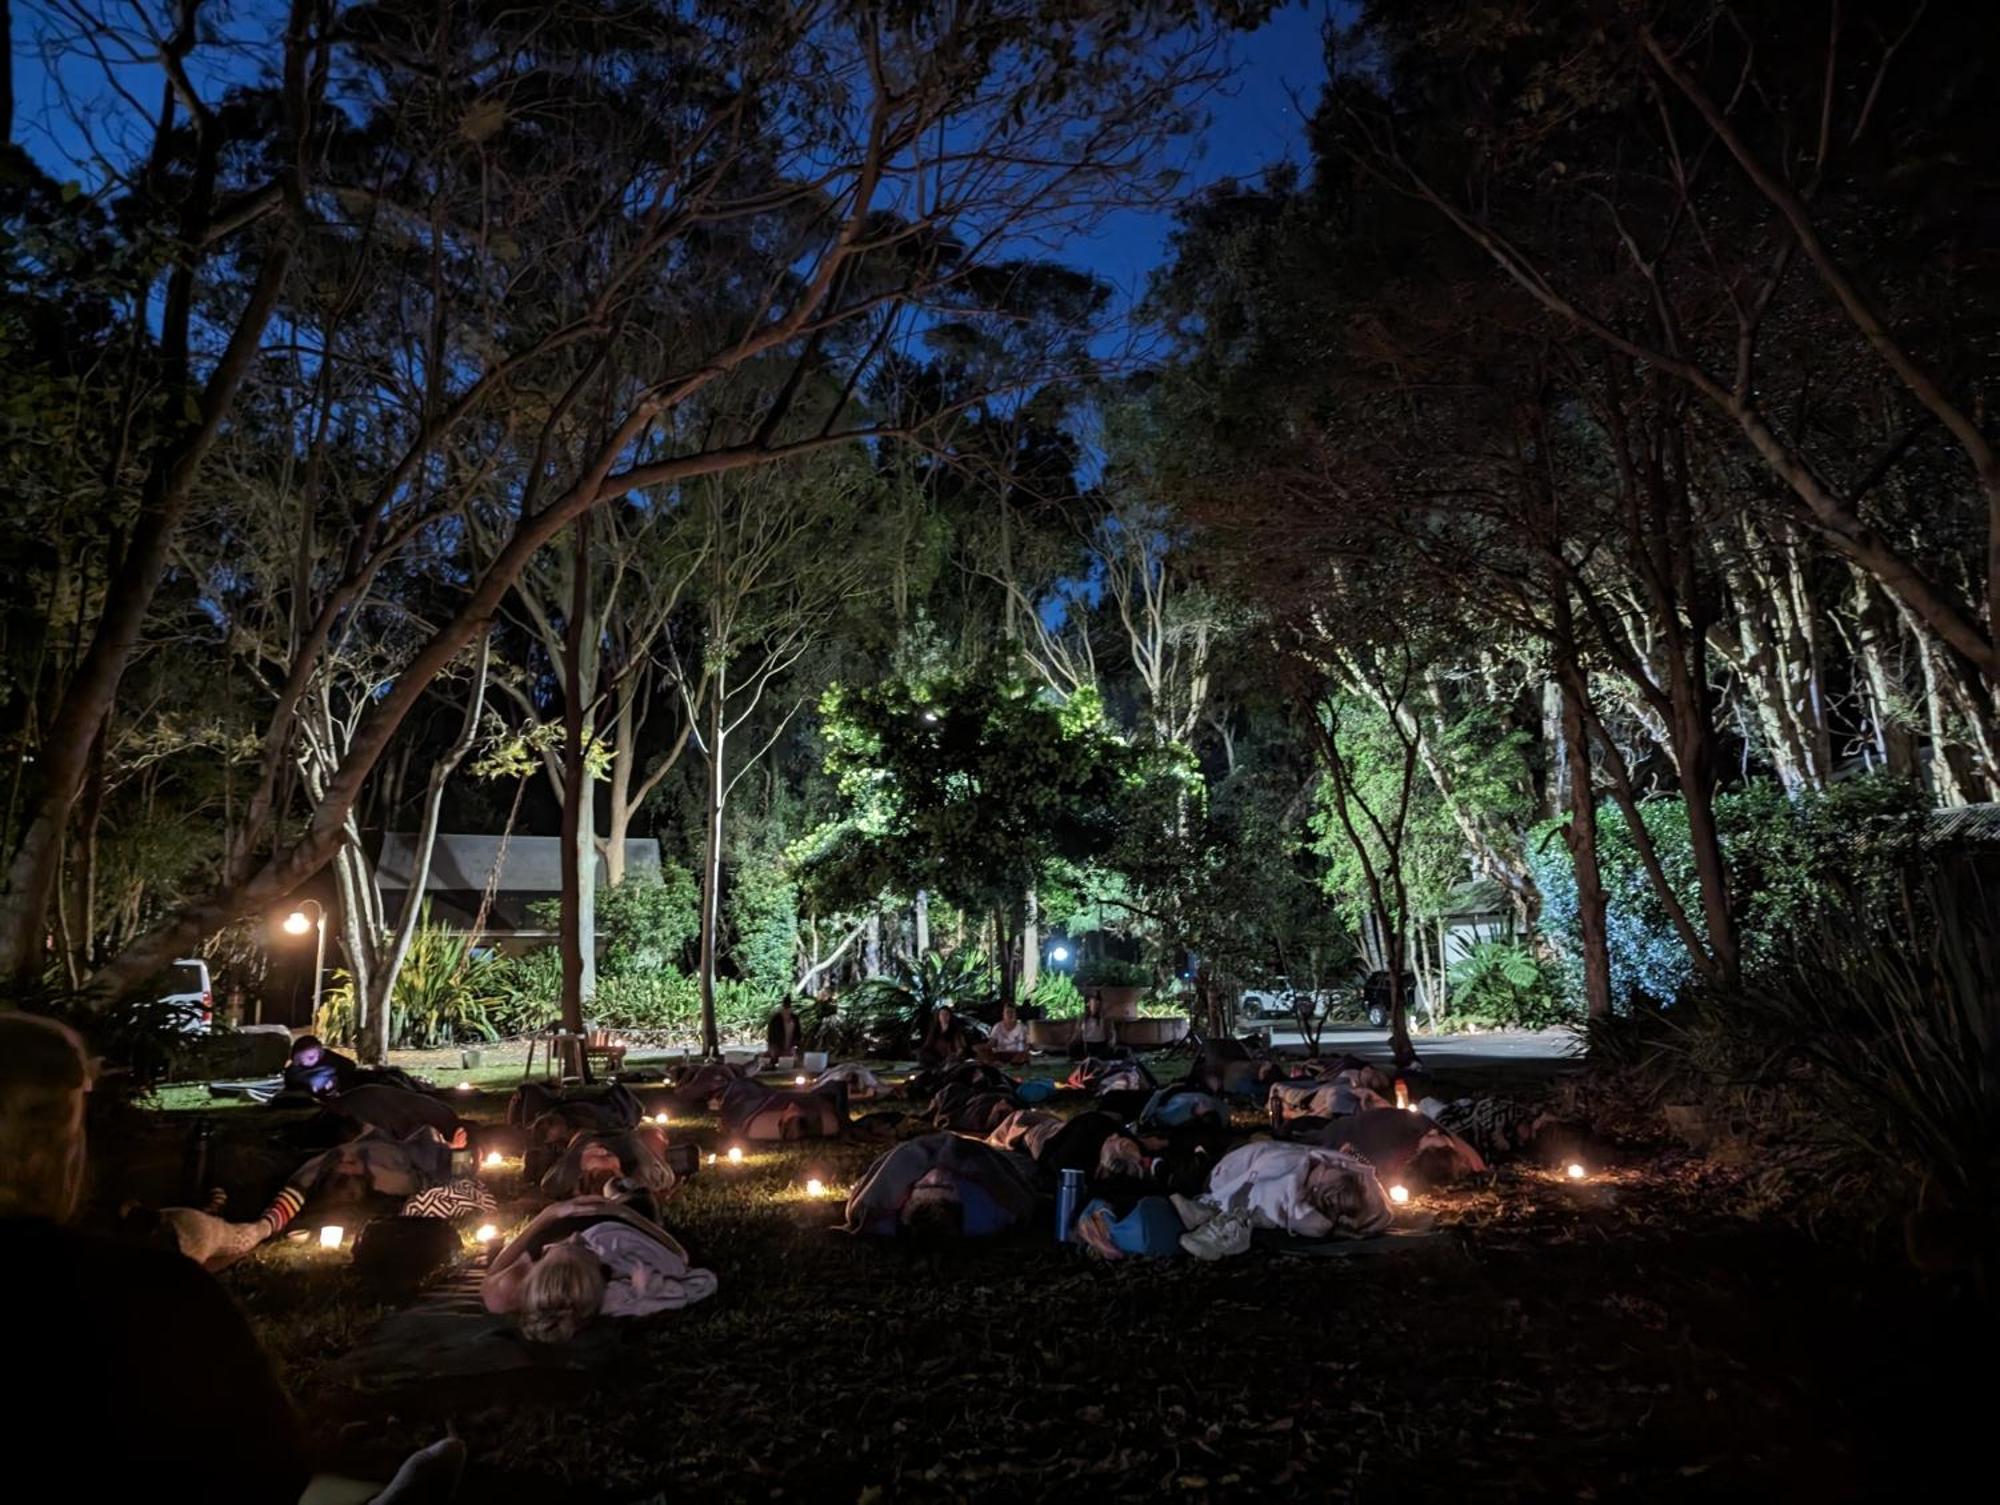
xmin=284 ymin=899 xmax=328 ymax=1028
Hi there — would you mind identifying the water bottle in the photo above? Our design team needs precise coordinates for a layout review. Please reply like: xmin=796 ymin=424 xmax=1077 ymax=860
xmin=1056 ymin=1167 xmax=1085 ymax=1242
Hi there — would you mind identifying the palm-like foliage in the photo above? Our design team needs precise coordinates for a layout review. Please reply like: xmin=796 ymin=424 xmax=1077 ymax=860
xmin=848 ymin=949 xmax=994 ymax=1053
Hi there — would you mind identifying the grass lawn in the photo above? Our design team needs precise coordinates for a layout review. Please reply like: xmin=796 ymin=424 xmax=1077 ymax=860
xmin=136 ymin=1057 xmax=1980 ymax=1504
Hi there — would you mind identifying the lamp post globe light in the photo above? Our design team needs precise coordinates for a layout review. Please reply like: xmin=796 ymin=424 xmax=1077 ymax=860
xmin=283 ymin=898 xmax=328 ymax=1025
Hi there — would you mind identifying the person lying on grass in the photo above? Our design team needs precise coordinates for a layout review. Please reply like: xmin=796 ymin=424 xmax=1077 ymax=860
xmin=718 ymin=1076 xmax=848 ymax=1142
xmin=1307 ymin=1107 xmax=1488 ymax=1188
xmin=842 ymin=1133 xmax=1040 ymax=1239
xmin=0 ymin=1012 xmax=467 ymax=1504
xmin=538 ymin=1124 xmax=676 ymax=1216
xmin=484 ymin=1197 xmax=718 ymax=1343
xmin=1176 ymin=1140 xmax=1396 ymax=1260
xmin=154 ymin=1124 xmax=474 ymax=1270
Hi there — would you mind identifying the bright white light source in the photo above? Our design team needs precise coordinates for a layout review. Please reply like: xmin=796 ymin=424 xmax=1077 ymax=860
xmin=654 ymin=1112 xmax=669 ymax=1125
xmin=806 ymin=1177 xmax=827 ymax=1198
xmin=1566 ymin=1163 xmax=1587 ymax=1181
xmin=1388 ymin=1184 xmax=1410 ymax=1205
xmin=706 ymin=1153 xmax=717 ymax=1166
xmin=726 ymin=1146 xmax=744 ymax=1164
xmin=318 ymin=1225 xmax=344 ymax=1250
xmin=921 ymin=711 xmax=938 ymax=723
xmin=455 ymin=1080 xmax=475 ymax=1093
xmin=482 ymin=1151 xmax=503 ymax=1168
xmin=1051 ymin=946 xmax=1069 ymax=962
xmin=283 ymin=910 xmax=311 ymax=936
xmin=794 ymin=1073 xmax=807 ymax=1085
xmin=474 ymin=1224 xmax=499 ymax=1244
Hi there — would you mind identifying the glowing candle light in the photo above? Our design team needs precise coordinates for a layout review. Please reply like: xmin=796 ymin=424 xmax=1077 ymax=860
xmin=794 ymin=1074 xmax=807 ymax=1086
xmin=455 ymin=1081 xmax=475 ymax=1093
xmin=1393 ymin=1078 xmax=1410 ymax=1110
xmin=1566 ymin=1162 xmax=1587 ymax=1181
xmin=653 ymin=1111 xmax=669 ymax=1126
xmin=726 ymin=1145 xmax=744 ymax=1164
xmin=1388 ymin=1184 xmax=1410 ymax=1205
xmin=474 ymin=1224 xmax=499 ymax=1244
xmin=482 ymin=1150 xmax=503 ymax=1168
xmin=806 ymin=1177 xmax=826 ymax=1198
xmin=706 ymin=1152 xmax=717 ymax=1165
xmin=318 ymin=1225 xmax=345 ymax=1250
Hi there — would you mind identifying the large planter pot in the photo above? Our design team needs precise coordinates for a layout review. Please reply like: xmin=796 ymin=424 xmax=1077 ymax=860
xmin=1118 ymin=1015 xmax=1189 ymax=1049
xmin=1097 ymin=986 xmax=1144 ymax=1021
xmin=1029 ymin=1018 xmax=1079 ymax=1050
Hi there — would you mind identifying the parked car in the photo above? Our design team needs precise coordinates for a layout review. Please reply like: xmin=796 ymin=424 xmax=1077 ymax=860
xmin=1360 ymin=970 xmax=1416 ymax=1030
xmin=157 ymin=957 xmax=215 ymax=1030
xmin=1238 ymin=980 xmax=1338 ymax=1022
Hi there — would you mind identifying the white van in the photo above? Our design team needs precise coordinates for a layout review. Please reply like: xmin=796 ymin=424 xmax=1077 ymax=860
xmin=158 ymin=957 xmax=214 ymax=1029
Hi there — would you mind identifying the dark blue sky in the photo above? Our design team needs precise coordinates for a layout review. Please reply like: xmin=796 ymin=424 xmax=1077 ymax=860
xmin=1080 ymin=2 xmax=1329 ymax=301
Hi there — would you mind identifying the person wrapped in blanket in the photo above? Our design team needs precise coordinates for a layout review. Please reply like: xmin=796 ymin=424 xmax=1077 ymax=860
xmin=483 ymin=1197 xmax=718 ymax=1343
xmin=1304 ymin=1108 xmax=1488 ymax=1188
xmin=842 ymin=1133 xmax=1040 ymax=1239
xmin=156 ymin=1125 xmax=489 ymax=1270
xmin=718 ymin=1077 xmax=847 ymax=1142
xmin=927 ymin=1080 xmax=1019 ymax=1136
xmin=998 ymin=1092 xmax=1230 ymax=1260
xmin=538 ymin=1123 xmax=677 ymax=1222
xmin=1173 ymin=1140 xmax=1396 ymax=1261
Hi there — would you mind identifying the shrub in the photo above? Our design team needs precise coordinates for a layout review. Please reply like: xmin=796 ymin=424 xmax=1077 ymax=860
xmin=320 ymin=916 xmax=506 ymax=1049
xmin=848 ymin=949 xmax=994 ymax=1053
xmin=1445 ymin=941 xmax=1573 ymax=1030
xmin=1027 ymin=970 xmax=1083 ymax=1019
xmin=4 ymin=977 xmax=201 ymax=1094
xmin=597 ymin=866 xmax=700 ymax=976
xmin=1075 ymin=956 xmax=1150 ymax=990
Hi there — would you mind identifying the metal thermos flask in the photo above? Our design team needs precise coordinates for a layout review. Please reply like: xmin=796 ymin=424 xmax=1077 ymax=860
xmin=1056 ymin=1167 xmax=1085 ymax=1241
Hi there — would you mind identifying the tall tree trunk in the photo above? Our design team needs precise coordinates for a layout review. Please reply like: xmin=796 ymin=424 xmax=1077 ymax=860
xmin=560 ymin=515 xmax=596 ymax=1035
xmin=1019 ymin=886 xmax=1039 ymax=999
xmin=696 ymin=661 xmax=726 ymax=1057
xmin=362 ymin=638 xmax=489 ymax=1055
xmin=913 ymin=889 xmax=930 ymax=960
xmin=1557 ymin=666 xmax=1613 ymax=1018
xmin=1853 ymin=571 xmax=1919 ymax=777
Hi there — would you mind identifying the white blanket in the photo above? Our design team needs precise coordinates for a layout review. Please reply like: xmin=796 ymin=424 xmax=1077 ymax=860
xmin=579 ymin=1223 xmax=719 ymax=1317
xmin=1202 ymin=1140 xmax=1393 ymax=1239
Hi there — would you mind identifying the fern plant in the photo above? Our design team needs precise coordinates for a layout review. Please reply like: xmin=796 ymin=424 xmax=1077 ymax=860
xmin=320 ymin=912 xmax=506 ymax=1048
xmin=848 ymin=948 xmax=994 ymax=1052
xmin=1446 ymin=940 xmax=1569 ymax=1029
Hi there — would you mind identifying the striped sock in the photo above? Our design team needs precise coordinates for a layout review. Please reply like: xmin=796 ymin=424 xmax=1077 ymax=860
xmin=260 ymin=1185 xmax=305 ymax=1235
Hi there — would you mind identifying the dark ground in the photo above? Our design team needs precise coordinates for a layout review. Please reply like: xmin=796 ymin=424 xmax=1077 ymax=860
xmin=118 ymin=1059 xmax=1988 ymax=1504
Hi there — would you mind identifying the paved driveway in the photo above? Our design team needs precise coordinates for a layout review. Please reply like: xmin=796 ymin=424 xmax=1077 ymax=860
xmin=1258 ymin=1024 xmax=1581 ymax=1071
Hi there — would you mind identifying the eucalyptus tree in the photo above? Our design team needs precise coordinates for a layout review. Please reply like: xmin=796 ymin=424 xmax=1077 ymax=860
xmin=75 ymin=0 xmax=1275 ymax=1004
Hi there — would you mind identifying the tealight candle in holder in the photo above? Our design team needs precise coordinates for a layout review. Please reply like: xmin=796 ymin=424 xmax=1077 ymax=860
xmin=318 ymin=1225 xmax=345 ymax=1250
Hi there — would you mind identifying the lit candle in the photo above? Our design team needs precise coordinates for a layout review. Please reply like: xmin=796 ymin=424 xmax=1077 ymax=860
xmin=482 ymin=1150 xmax=503 ymax=1168
xmin=455 ymin=1081 xmax=475 ymax=1093
xmin=474 ymin=1224 xmax=499 ymax=1244
xmin=1565 ymin=1163 xmax=1587 ymax=1181
xmin=318 ymin=1225 xmax=345 ymax=1250
xmin=794 ymin=1074 xmax=807 ymax=1086
xmin=706 ymin=1152 xmax=717 ymax=1166
xmin=1388 ymin=1184 xmax=1410 ymax=1205
xmin=653 ymin=1111 xmax=669 ymax=1126
xmin=806 ymin=1177 xmax=826 ymax=1198
xmin=1393 ymin=1078 xmax=1410 ymax=1110
xmin=726 ymin=1146 xmax=744 ymax=1164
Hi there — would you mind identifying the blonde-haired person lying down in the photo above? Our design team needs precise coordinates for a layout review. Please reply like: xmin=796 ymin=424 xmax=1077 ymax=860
xmin=483 ymin=1196 xmax=717 ymax=1343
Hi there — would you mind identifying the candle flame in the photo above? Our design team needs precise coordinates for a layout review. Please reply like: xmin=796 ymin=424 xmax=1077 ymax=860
xmin=726 ymin=1146 xmax=744 ymax=1164
xmin=794 ymin=1074 xmax=807 ymax=1085
xmin=1388 ymin=1184 xmax=1410 ymax=1204
xmin=482 ymin=1151 xmax=503 ymax=1168
xmin=654 ymin=1111 xmax=669 ymax=1125
xmin=318 ymin=1225 xmax=344 ymax=1249
xmin=1566 ymin=1162 xmax=1587 ymax=1181
xmin=455 ymin=1081 xmax=475 ymax=1093
xmin=806 ymin=1177 xmax=826 ymax=1198
xmin=473 ymin=1223 xmax=499 ymax=1244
